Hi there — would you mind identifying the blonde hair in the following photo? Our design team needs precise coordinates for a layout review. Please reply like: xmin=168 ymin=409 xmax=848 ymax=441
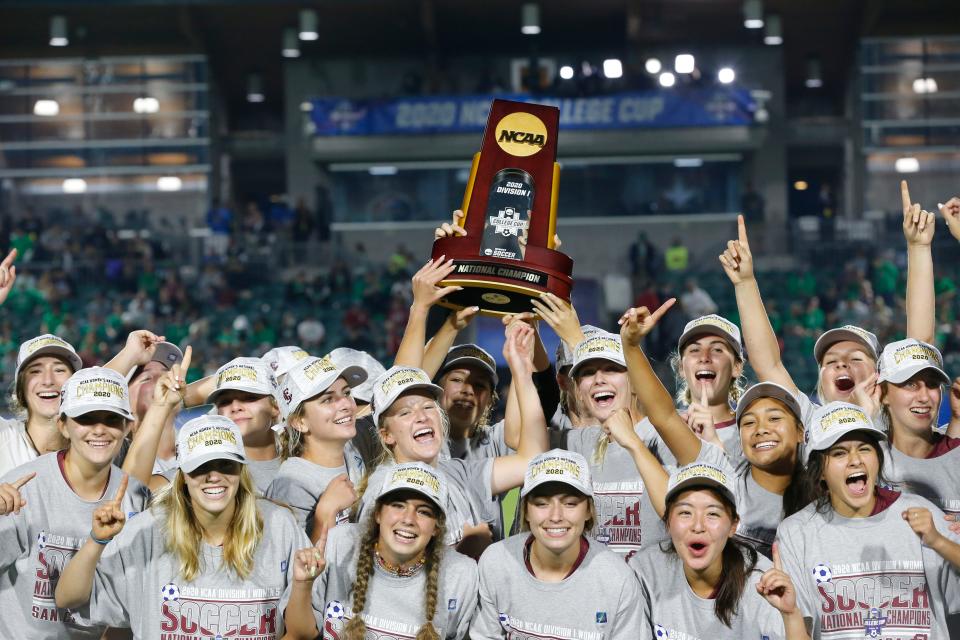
xmin=343 ymin=502 xmax=447 ymax=640
xmin=151 ymin=466 xmax=263 ymax=581
xmin=670 ymin=350 xmax=746 ymax=408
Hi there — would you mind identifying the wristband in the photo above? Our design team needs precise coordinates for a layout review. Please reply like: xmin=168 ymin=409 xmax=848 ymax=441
xmin=90 ymin=531 xmax=113 ymax=545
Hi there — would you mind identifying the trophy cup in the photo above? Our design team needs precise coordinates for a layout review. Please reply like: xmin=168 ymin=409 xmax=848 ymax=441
xmin=431 ymin=99 xmax=574 ymax=317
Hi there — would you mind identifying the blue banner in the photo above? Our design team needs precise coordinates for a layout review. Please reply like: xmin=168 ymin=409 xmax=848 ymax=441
xmin=309 ymin=89 xmax=755 ymax=136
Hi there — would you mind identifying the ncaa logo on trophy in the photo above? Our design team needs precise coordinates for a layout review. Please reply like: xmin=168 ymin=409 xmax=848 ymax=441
xmin=432 ymin=99 xmax=574 ymax=316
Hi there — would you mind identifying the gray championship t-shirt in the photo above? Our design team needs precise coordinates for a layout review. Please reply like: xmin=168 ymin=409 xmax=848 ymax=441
xmin=0 ymin=453 xmax=150 ymax=639
xmin=697 ymin=441 xmax=784 ymax=559
xmin=88 ymin=499 xmax=307 ymax=640
xmin=0 ymin=416 xmax=37 ymax=478
xmin=556 ymin=418 xmax=673 ymax=554
xmin=247 ymin=457 xmax=283 ymax=494
xmin=882 ymin=437 xmax=960 ymax=517
xmin=777 ymin=492 xmax=960 ymax=639
xmin=358 ymin=457 xmax=495 ymax=546
xmin=629 ymin=544 xmax=785 ymax=639
xmin=470 ymin=534 xmax=646 ymax=640
xmin=308 ymin=523 xmax=478 ymax=640
xmin=264 ymin=444 xmax=365 ymax=539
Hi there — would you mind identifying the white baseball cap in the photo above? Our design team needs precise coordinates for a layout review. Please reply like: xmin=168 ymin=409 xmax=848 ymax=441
xmin=262 ymin=345 xmax=311 ymax=378
xmin=175 ymin=414 xmax=247 ymax=473
xmin=206 ymin=357 xmax=279 ymax=405
xmin=15 ymin=334 xmax=83 ymax=388
xmin=735 ymin=382 xmax=804 ymax=426
xmin=555 ymin=324 xmax=602 ymax=371
xmin=678 ymin=315 xmax=743 ymax=358
xmin=665 ymin=462 xmax=738 ymax=510
xmin=804 ymin=401 xmax=886 ymax=465
xmin=329 ymin=348 xmax=386 ymax=405
xmin=376 ymin=461 xmax=448 ymax=513
xmin=371 ymin=366 xmax=444 ymax=425
xmin=569 ymin=331 xmax=626 ymax=378
xmin=877 ymin=339 xmax=950 ymax=386
xmin=437 ymin=343 xmax=499 ymax=387
xmin=814 ymin=325 xmax=880 ymax=364
xmin=60 ymin=367 xmax=135 ymax=421
xmin=521 ymin=449 xmax=593 ymax=498
xmin=276 ymin=355 xmax=368 ymax=427
xmin=126 ymin=341 xmax=184 ymax=382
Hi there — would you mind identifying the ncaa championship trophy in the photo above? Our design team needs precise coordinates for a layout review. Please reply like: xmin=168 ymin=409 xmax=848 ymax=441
xmin=431 ymin=98 xmax=574 ymax=317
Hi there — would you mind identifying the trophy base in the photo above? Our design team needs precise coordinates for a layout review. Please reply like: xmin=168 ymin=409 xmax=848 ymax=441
xmin=432 ymin=240 xmax=573 ymax=317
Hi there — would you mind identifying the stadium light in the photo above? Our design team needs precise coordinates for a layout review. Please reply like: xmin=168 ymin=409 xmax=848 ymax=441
xmin=62 ymin=178 xmax=87 ymax=194
xmin=718 ymin=67 xmax=736 ymax=84
xmin=521 ymin=4 xmax=540 ymax=35
xmin=912 ymin=77 xmax=937 ymax=94
xmin=33 ymin=99 xmax=59 ymax=116
xmin=674 ymin=158 xmax=703 ymax=168
xmin=764 ymin=14 xmax=783 ymax=45
xmin=157 ymin=176 xmax=183 ymax=192
xmin=49 ymin=15 xmax=68 ymax=46
xmin=246 ymin=74 xmax=265 ymax=103
xmin=133 ymin=97 xmax=159 ymax=114
xmin=895 ymin=157 xmax=919 ymax=174
xmin=794 ymin=180 xmax=808 ymax=191
xmin=559 ymin=65 xmax=574 ymax=80
xmin=805 ymin=56 xmax=823 ymax=88
xmin=644 ymin=58 xmax=662 ymax=74
xmin=743 ymin=0 xmax=764 ymax=29
xmin=659 ymin=72 xmax=675 ymax=88
xmin=299 ymin=9 xmax=319 ymax=41
xmin=603 ymin=59 xmax=623 ymax=79
xmin=282 ymin=28 xmax=301 ymax=58
xmin=675 ymin=54 xmax=695 ymax=74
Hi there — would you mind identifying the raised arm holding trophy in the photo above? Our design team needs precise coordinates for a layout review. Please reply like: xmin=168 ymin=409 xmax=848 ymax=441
xmin=431 ymin=99 xmax=574 ymax=317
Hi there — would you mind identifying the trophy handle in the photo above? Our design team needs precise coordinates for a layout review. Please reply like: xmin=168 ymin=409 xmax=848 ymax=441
xmin=547 ymin=161 xmax=560 ymax=250
xmin=459 ymin=152 xmax=482 ymax=227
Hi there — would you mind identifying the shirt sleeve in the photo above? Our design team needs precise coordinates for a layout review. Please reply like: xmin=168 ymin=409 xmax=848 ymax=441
xmin=449 ymin=556 xmax=480 ymax=640
xmin=88 ymin=539 xmax=132 ymax=628
xmin=469 ymin=552 xmax=504 ymax=640
xmin=609 ymin=570 xmax=646 ymax=640
xmin=0 ymin=511 xmax=30 ymax=573
xmin=774 ymin=522 xmax=816 ymax=629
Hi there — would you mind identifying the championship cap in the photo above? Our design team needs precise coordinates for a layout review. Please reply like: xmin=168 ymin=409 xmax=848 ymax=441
xmin=735 ymin=382 xmax=804 ymax=426
xmin=569 ymin=331 xmax=625 ymax=378
xmin=15 ymin=334 xmax=83 ymax=387
xmin=262 ymin=345 xmax=311 ymax=378
xmin=437 ymin=343 xmax=499 ymax=387
xmin=678 ymin=315 xmax=743 ymax=358
xmin=665 ymin=462 xmax=738 ymax=510
xmin=329 ymin=348 xmax=386 ymax=404
xmin=804 ymin=401 xmax=886 ymax=465
xmin=126 ymin=342 xmax=184 ymax=382
xmin=877 ymin=339 xmax=950 ymax=386
xmin=60 ymin=367 xmax=135 ymax=421
xmin=276 ymin=355 xmax=368 ymax=427
xmin=371 ymin=366 xmax=444 ymax=425
xmin=555 ymin=325 xmax=602 ymax=371
xmin=206 ymin=357 xmax=278 ymax=405
xmin=175 ymin=414 xmax=247 ymax=473
xmin=376 ymin=461 xmax=448 ymax=513
xmin=521 ymin=449 xmax=593 ymax=498
xmin=813 ymin=325 xmax=880 ymax=364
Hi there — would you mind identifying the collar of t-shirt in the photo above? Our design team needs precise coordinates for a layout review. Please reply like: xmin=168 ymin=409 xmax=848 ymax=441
xmin=870 ymin=486 xmax=902 ymax=516
xmin=57 ymin=449 xmax=110 ymax=500
xmin=926 ymin=433 xmax=960 ymax=459
xmin=523 ymin=534 xmax=589 ymax=579
xmin=714 ymin=417 xmax=737 ymax=430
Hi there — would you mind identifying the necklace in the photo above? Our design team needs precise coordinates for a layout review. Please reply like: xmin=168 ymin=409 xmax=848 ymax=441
xmin=374 ymin=543 xmax=425 ymax=577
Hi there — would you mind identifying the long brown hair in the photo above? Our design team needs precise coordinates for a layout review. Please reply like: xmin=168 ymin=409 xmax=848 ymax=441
xmin=797 ymin=432 xmax=886 ymax=515
xmin=662 ymin=486 xmax=757 ymax=628
xmin=343 ymin=500 xmax=448 ymax=640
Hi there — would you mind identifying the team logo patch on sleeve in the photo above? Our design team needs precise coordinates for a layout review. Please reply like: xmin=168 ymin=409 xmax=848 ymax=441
xmin=595 ymin=611 xmax=607 ymax=624
xmin=447 ymin=598 xmax=457 ymax=611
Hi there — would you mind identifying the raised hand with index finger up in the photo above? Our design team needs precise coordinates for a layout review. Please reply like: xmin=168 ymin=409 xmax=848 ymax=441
xmin=618 ymin=299 xmax=676 ymax=347
xmin=293 ymin=525 xmax=328 ymax=583
xmin=152 ymin=345 xmax=193 ymax=411
xmin=0 ymin=471 xmax=36 ymax=516
xmin=901 ymin=180 xmax=936 ymax=246
xmin=91 ymin=473 xmax=129 ymax=543
xmin=0 ymin=248 xmax=17 ymax=306
xmin=718 ymin=214 xmax=755 ymax=285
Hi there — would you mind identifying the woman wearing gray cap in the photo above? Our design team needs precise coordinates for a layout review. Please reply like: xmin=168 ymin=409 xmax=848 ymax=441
xmin=629 ymin=462 xmax=808 ymax=639
xmin=778 ymin=402 xmax=960 ymax=639
xmin=0 ymin=333 xmax=83 ymax=477
xmin=471 ymin=449 xmax=646 ymax=640
xmin=0 ymin=366 xmax=150 ymax=638
xmin=56 ymin=414 xmax=308 ymax=639
xmin=284 ymin=462 xmax=477 ymax=640
xmin=619 ymin=303 xmax=808 ymax=559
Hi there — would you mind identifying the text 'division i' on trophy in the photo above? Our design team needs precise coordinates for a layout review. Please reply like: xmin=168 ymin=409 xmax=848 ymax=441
xmin=431 ymin=98 xmax=573 ymax=316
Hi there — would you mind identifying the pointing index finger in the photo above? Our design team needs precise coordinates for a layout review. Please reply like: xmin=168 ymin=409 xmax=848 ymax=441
xmin=0 ymin=248 xmax=17 ymax=271
xmin=113 ymin=473 xmax=129 ymax=505
xmin=901 ymin=180 xmax=912 ymax=213
xmin=737 ymin=214 xmax=749 ymax=247
xmin=12 ymin=471 xmax=36 ymax=489
xmin=772 ymin=541 xmax=783 ymax=571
